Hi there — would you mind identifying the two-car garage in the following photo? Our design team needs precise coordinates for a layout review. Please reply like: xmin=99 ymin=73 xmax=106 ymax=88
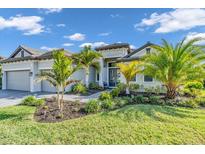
xmin=6 ymin=70 xmax=30 ymax=91
xmin=5 ymin=70 xmax=56 ymax=92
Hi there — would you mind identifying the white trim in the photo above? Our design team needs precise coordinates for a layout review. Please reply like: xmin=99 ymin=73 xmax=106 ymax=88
xmin=39 ymin=67 xmax=52 ymax=70
xmin=3 ymin=68 xmax=31 ymax=71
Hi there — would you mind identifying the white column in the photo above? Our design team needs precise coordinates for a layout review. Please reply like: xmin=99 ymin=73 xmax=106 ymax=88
xmin=30 ymin=62 xmax=35 ymax=92
xmin=99 ymin=58 xmax=104 ymax=87
xmin=30 ymin=62 xmax=41 ymax=92
xmin=2 ymin=71 xmax=6 ymax=90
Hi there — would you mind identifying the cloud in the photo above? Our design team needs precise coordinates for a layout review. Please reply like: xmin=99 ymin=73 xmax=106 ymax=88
xmin=135 ymin=9 xmax=205 ymax=33
xmin=185 ymin=32 xmax=205 ymax=44
xmin=98 ymin=32 xmax=111 ymax=36
xmin=0 ymin=15 xmax=44 ymax=35
xmin=62 ymin=43 xmax=74 ymax=47
xmin=79 ymin=42 xmax=108 ymax=48
xmin=130 ymin=45 xmax=137 ymax=49
xmin=110 ymin=14 xmax=121 ymax=18
xmin=40 ymin=46 xmax=57 ymax=51
xmin=56 ymin=24 xmax=66 ymax=27
xmin=64 ymin=33 xmax=85 ymax=41
xmin=40 ymin=8 xmax=63 ymax=14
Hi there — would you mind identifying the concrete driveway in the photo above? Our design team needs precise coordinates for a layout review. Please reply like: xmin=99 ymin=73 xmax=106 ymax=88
xmin=0 ymin=90 xmax=54 ymax=108
xmin=0 ymin=90 xmax=106 ymax=107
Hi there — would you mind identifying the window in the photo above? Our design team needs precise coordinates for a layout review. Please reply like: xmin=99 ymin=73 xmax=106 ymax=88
xmin=146 ymin=48 xmax=151 ymax=54
xmin=108 ymin=62 xmax=116 ymax=67
xmin=144 ymin=75 xmax=153 ymax=82
xmin=21 ymin=50 xmax=24 ymax=57
xmin=131 ymin=75 xmax=136 ymax=82
xmin=96 ymin=72 xmax=100 ymax=82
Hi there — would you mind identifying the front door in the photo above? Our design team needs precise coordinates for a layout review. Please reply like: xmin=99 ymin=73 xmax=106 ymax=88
xmin=109 ymin=68 xmax=119 ymax=87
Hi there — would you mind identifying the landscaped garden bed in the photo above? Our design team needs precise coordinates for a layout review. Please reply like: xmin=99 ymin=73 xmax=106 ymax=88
xmin=34 ymin=98 xmax=87 ymax=123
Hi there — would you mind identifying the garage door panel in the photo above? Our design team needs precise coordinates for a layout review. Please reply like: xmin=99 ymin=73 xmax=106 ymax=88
xmin=42 ymin=80 xmax=56 ymax=92
xmin=7 ymin=71 xmax=30 ymax=91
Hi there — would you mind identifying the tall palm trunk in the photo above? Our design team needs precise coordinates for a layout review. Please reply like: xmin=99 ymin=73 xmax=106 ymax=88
xmin=166 ymin=84 xmax=177 ymax=99
xmin=125 ymin=81 xmax=130 ymax=95
xmin=60 ymin=86 xmax=65 ymax=112
xmin=85 ymin=67 xmax=89 ymax=88
xmin=56 ymin=86 xmax=61 ymax=110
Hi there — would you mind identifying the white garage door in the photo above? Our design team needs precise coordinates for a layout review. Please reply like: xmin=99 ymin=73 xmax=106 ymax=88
xmin=42 ymin=80 xmax=56 ymax=92
xmin=7 ymin=70 xmax=30 ymax=91
xmin=41 ymin=69 xmax=56 ymax=92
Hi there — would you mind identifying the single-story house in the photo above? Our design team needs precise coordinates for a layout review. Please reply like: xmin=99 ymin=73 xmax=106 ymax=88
xmin=1 ymin=42 xmax=162 ymax=92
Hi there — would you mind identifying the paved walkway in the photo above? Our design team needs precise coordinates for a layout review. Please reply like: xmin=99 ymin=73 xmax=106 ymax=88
xmin=0 ymin=90 xmax=107 ymax=107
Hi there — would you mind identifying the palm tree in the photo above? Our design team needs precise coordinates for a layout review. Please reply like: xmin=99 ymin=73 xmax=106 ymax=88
xmin=143 ymin=38 xmax=205 ymax=99
xmin=37 ymin=50 xmax=80 ymax=111
xmin=73 ymin=46 xmax=102 ymax=88
xmin=117 ymin=61 xmax=142 ymax=95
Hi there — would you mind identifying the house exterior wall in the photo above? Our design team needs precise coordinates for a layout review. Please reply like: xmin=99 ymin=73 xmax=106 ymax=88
xmin=119 ymin=46 xmax=163 ymax=91
xmin=2 ymin=44 xmax=164 ymax=92
xmin=1 ymin=59 xmax=91 ymax=92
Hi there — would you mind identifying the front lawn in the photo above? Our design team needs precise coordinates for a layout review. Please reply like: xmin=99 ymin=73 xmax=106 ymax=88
xmin=0 ymin=104 xmax=205 ymax=144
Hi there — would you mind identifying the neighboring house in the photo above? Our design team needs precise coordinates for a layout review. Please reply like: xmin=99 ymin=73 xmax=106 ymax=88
xmin=1 ymin=42 xmax=162 ymax=92
xmin=0 ymin=56 xmax=4 ymax=61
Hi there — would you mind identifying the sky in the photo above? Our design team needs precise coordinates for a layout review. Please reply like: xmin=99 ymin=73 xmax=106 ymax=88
xmin=1 ymin=8 xmax=205 ymax=57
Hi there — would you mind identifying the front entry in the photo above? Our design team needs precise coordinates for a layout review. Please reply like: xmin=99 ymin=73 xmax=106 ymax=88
xmin=109 ymin=68 xmax=119 ymax=87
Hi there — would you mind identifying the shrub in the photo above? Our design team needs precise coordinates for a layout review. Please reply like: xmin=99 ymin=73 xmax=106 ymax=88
xmin=178 ymin=99 xmax=199 ymax=108
xmin=99 ymin=91 xmax=112 ymax=101
xmin=72 ymin=83 xmax=87 ymax=94
xmin=194 ymin=97 xmax=205 ymax=107
xmin=132 ymin=95 xmax=145 ymax=104
xmin=85 ymin=100 xmax=101 ymax=113
xmin=110 ymin=87 xmax=121 ymax=98
xmin=116 ymin=83 xmax=126 ymax=93
xmin=113 ymin=98 xmax=128 ymax=108
xmin=130 ymin=83 xmax=140 ymax=91
xmin=122 ymin=96 xmax=133 ymax=104
xmin=89 ymin=82 xmax=103 ymax=90
xmin=101 ymin=99 xmax=114 ymax=110
xmin=185 ymin=81 xmax=203 ymax=90
xmin=148 ymin=96 xmax=163 ymax=105
xmin=21 ymin=96 xmax=45 ymax=106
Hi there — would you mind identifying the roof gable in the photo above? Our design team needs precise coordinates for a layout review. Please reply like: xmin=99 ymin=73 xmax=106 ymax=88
xmin=124 ymin=42 xmax=155 ymax=58
xmin=9 ymin=45 xmax=44 ymax=58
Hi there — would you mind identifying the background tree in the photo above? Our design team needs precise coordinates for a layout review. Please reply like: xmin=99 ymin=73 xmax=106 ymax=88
xmin=37 ymin=50 xmax=79 ymax=111
xmin=143 ymin=38 xmax=205 ymax=99
xmin=73 ymin=46 xmax=102 ymax=88
xmin=117 ymin=61 xmax=142 ymax=95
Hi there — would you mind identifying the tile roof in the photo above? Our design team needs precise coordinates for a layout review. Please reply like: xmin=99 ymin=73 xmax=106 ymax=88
xmin=1 ymin=47 xmax=72 ymax=63
xmin=95 ymin=43 xmax=130 ymax=51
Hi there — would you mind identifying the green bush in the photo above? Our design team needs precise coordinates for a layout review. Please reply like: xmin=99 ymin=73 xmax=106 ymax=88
xmin=113 ymin=98 xmax=129 ymax=108
xmin=132 ymin=95 xmax=145 ymax=104
xmin=194 ymin=97 xmax=205 ymax=107
xmin=185 ymin=81 xmax=203 ymax=90
xmin=101 ymin=99 xmax=114 ymax=110
xmin=72 ymin=83 xmax=87 ymax=94
xmin=89 ymin=82 xmax=103 ymax=90
xmin=85 ymin=100 xmax=101 ymax=113
xmin=130 ymin=83 xmax=140 ymax=91
xmin=178 ymin=99 xmax=199 ymax=108
xmin=148 ymin=96 xmax=163 ymax=105
xmin=110 ymin=87 xmax=121 ymax=98
xmin=21 ymin=96 xmax=45 ymax=106
xmin=99 ymin=91 xmax=112 ymax=101
xmin=116 ymin=83 xmax=126 ymax=93
xmin=122 ymin=96 xmax=133 ymax=104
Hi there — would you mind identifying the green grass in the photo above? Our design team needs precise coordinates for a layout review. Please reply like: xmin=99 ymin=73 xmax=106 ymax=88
xmin=0 ymin=104 xmax=205 ymax=144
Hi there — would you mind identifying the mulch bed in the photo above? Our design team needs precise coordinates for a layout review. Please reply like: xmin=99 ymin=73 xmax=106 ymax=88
xmin=34 ymin=97 xmax=87 ymax=123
